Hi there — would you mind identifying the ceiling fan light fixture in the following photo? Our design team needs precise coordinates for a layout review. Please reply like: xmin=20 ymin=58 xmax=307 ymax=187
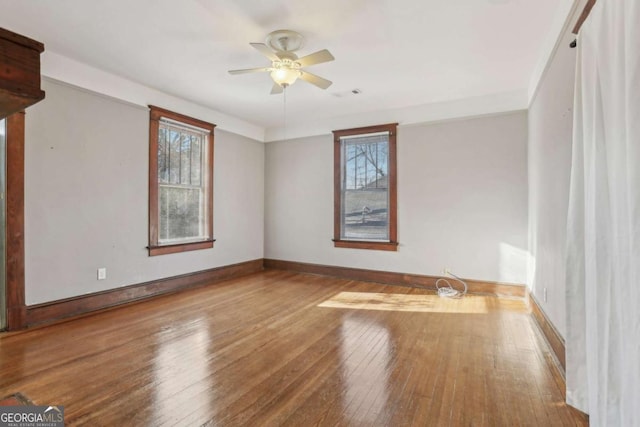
xmin=229 ymin=30 xmax=334 ymax=93
xmin=270 ymin=67 xmax=300 ymax=87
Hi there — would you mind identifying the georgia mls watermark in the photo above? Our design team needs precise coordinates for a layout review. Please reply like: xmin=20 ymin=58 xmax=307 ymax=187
xmin=0 ymin=406 xmax=64 ymax=427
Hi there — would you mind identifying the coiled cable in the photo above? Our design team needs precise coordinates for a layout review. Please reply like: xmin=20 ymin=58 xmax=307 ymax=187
xmin=435 ymin=270 xmax=468 ymax=299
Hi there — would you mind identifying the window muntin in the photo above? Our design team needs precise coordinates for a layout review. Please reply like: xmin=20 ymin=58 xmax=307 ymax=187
xmin=148 ymin=106 xmax=215 ymax=256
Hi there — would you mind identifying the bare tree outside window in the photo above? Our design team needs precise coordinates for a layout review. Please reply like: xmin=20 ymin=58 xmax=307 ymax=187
xmin=333 ymin=123 xmax=398 ymax=251
xmin=342 ymin=135 xmax=389 ymax=240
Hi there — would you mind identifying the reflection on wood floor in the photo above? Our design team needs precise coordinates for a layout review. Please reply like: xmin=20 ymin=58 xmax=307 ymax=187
xmin=0 ymin=269 xmax=587 ymax=426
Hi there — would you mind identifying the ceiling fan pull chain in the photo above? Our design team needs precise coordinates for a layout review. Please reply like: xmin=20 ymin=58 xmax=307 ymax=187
xmin=283 ymin=86 xmax=287 ymax=140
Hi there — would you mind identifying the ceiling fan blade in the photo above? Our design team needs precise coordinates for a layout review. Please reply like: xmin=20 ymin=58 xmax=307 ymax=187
xmin=270 ymin=83 xmax=284 ymax=95
xmin=296 ymin=49 xmax=335 ymax=67
xmin=228 ymin=67 xmax=272 ymax=75
xmin=250 ymin=43 xmax=280 ymax=62
xmin=299 ymin=71 xmax=332 ymax=90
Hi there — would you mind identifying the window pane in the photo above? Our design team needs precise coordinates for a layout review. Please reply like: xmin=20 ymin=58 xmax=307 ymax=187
xmin=159 ymin=186 xmax=203 ymax=242
xmin=160 ymin=124 xmax=205 ymax=187
xmin=158 ymin=128 xmax=168 ymax=183
xmin=180 ymin=133 xmax=192 ymax=185
xmin=341 ymin=135 xmax=389 ymax=241
xmin=190 ymin=135 xmax=202 ymax=185
xmin=168 ymin=129 xmax=181 ymax=184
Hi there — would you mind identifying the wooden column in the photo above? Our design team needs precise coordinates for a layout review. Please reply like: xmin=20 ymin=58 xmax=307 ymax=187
xmin=0 ymin=28 xmax=44 ymax=330
xmin=0 ymin=28 xmax=45 ymax=118
xmin=5 ymin=111 xmax=25 ymax=330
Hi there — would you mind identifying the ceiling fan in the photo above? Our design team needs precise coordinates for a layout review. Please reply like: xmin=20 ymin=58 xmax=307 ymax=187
xmin=228 ymin=29 xmax=335 ymax=94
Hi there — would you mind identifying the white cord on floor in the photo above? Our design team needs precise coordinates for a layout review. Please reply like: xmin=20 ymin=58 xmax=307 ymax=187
xmin=435 ymin=270 xmax=468 ymax=298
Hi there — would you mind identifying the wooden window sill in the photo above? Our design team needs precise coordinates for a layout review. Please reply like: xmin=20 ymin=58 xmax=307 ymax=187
xmin=148 ymin=239 xmax=215 ymax=256
xmin=332 ymin=239 xmax=399 ymax=251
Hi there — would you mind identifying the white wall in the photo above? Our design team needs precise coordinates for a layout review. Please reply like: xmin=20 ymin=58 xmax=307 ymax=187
xmin=265 ymin=112 xmax=528 ymax=284
xmin=24 ymin=80 xmax=264 ymax=305
xmin=527 ymin=28 xmax=577 ymax=338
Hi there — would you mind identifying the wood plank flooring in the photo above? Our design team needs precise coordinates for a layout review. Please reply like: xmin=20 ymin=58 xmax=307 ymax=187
xmin=0 ymin=270 xmax=587 ymax=426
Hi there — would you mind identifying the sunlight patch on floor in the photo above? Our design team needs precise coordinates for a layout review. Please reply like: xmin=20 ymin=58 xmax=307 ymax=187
xmin=318 ymin=291 xmax=489 ymax=313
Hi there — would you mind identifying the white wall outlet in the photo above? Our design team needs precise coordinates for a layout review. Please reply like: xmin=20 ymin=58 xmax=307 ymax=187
xmin=543 ymin=287 xmax=548 ymax=302
xmin=97 ymin=267 xmax=107 ymax=280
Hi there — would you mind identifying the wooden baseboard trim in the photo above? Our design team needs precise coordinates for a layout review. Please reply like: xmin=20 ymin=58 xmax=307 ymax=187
xmin=527 ymin=293 xmax=589 ymax=421
xmin=263 ymin=259 xmax=526 ymax=298
xmin=528 ymin=291 xmax=566 ymax=372
xmin=25 ymin=259 xmax=264 ymax=327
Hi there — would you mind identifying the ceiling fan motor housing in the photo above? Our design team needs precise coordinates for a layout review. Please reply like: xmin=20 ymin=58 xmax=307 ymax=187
xmin=266 ymin=30 xmax=304 ymax=53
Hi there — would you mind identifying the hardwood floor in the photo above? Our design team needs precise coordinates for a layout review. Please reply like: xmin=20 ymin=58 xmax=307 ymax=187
xmin=0 ymin=270 xmax=587 ymax=426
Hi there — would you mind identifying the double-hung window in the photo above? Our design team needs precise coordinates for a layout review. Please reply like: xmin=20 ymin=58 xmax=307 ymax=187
xmin=333 ymin=123 xmax=398 ymax=251
xmin=148 ymin=106 xmax=215 ymax=256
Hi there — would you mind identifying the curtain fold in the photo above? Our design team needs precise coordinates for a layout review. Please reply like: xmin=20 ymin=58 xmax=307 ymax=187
xmin=565 ymin=0 xmax=640 ymax=424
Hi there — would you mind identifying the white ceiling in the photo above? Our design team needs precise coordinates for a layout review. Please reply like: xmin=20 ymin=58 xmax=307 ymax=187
xmin=1 ymin=0 xmax=568 ymax=141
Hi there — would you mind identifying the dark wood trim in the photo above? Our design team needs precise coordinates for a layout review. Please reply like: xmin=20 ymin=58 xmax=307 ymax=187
xmin=0 ymin=28 xmax=45 ymax=118
xmin=525 ymin=292 xmax=587 ymax=420
xmin=148 ymin=108 xmax=159 ymax=249
xmin=528 ymin=291 xmax=566 ymax=372
xmin=332 ymin=123 xmax=398 ymax=251
xmin=147 ymin=239 xmax=215 ymax=256
xmin=332 ymin=239 xmax=399 ymax=251
xmin=264 ymin=259 xmax=526 ymax=298
xmin=26 ymin=259 xmax=263 ymax=327
xmin=332 ymin=123 xmax=399 ymax=138
xmin=0 ymin=28 xmax=44 ymax=53
xmin=148 ymin=105 xmax=216 ymax=256
xmin=5 ymin=111 xmax=26 ymax=330
xmin=207 ymin=111 xmax=214 ymax=248
xmin=149 ymin=105 xmax=216 ymax=131
xmin=388 ymin=124 xmax=397 ymax=244
xmin=573 ymin=0 xmax=597 ymax=34
xmin=333 ymin=131 xmax=341 ymax=242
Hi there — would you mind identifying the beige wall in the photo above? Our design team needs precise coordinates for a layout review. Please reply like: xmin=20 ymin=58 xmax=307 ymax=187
xmin=24 ymin=80 xmax=264 ymax=305
xmin=24 ymin=80 xmax=533 ymax=305
xmin=265 ymin=112 xmax=528 ymax=283
xmin=527 ymin=28 xmax=577 ymax=338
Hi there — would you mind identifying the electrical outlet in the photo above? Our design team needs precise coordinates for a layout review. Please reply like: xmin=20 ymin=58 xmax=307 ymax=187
xmin=543 ymin=288 xmax=548 ymax=302
xmin=97 ymin=268 xmax=107 ymax=280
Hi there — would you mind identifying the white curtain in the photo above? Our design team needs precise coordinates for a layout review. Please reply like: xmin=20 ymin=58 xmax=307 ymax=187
xmin=565 ymin=0 xmax=640 ymax=424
